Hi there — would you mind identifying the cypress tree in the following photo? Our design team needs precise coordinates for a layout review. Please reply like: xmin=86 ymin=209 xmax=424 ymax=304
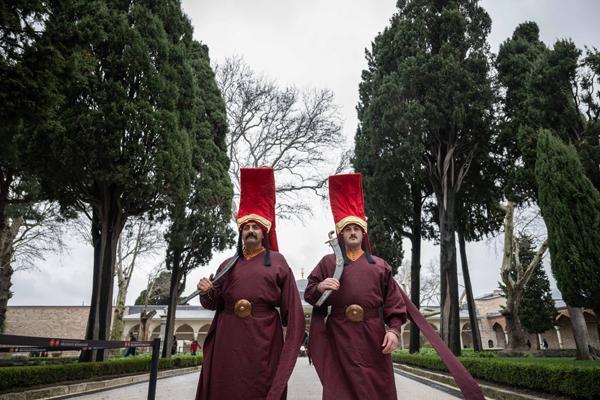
xmin=535 ymin=130 xmax=600 ymax=313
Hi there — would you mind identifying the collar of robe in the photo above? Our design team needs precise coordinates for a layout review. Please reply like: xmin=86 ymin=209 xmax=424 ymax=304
xmin=346 ymin=248 xmax=364 ymax=262
xmin=243 ymin=246 xmax=265 ymax=260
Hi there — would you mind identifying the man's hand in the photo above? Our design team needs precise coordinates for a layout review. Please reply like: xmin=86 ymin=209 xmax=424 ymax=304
xmin=317 ymin=278 xmax=340 ymax=293
xmin=381 ymin=331 xmax=399 ymax=354
xmin=197 ymin=277 xmax=213 ymax=295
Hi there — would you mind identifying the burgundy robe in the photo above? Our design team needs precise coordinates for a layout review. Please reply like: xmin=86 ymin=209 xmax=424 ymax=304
xmin=195 ymin=251 xmax=305 ymax=400
xmin=304 ymin=253 xmax=407 ymax=400
xmin=306 ymin=253 xmax=486 ymax=400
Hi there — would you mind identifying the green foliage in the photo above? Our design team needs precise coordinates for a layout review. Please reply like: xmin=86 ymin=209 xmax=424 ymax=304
xmin=0 ymin=354 xmax=202 ymax=392
xmin=134 ymin=271 xmax=180 ymax=305
xmin=20 ymin=0 xmax=195 ymax=212
xmin=498 ymin=234 xmax=557 ymax=334
xmin=535 ymin=131 xmax=600 ymax=311
xmin=519 ymin=261 xmax=558 ymax=334
xmin=356 ymin=0 xmax=497 ymax=355
xmin=392 ymin=352 xmax=600 ymax=399
xmin=497 ymin=22 xmax=600 ymax=201
xmin=354 ymin=0 xmax=501 ymax=279
xmin=164 ymin=40 xmax=234 ymax=276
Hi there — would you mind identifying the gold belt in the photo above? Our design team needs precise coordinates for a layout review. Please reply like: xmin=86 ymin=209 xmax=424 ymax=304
xmin=224 ymin=299 xmax=275 ymax=319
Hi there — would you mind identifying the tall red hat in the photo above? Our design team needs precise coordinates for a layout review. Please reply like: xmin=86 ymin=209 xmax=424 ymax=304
xmin=237 ymin=168 xmax=278 ymax=251
xmin=329 ymin=173 xmax=368 ymax=234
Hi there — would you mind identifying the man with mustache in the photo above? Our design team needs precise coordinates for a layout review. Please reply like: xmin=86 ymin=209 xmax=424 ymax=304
xmin=195 ymin=168 xmax=305 ymax=400
xmin=304 ymin=173 xmax=407 ymax=400
xmin=305 ymin=173 xmax=485 ymax=400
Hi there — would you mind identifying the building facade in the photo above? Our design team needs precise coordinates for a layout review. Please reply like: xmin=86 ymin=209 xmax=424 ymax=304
xmin=4 ymin=285 xmax=599 ymax=353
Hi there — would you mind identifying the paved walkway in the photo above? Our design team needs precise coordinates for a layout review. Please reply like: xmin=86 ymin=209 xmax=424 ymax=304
xmin=70 ymin=358 xmax=460 ymax=399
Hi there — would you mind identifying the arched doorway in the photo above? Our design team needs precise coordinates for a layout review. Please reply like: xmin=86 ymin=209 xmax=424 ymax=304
xmin=175 ymin=324 xmax=195 ymax=354
xmin=197 ymin=324 xmax=211 ymax=348
xmin=401 ymin=323 xmax=412 ymax=350
xmin=556 ymin=314 xmax=574 ymax=349
xmin=492 ymin=323 xmax=506 ymax=349
xmin=461 ymin=322 xmax=473 ymax=349
xmin=150 ymin=325 xmax=161 ymax=340
xmin=420 ymin=323 xmax=439 ymax=347
xmin=128 ymin=324 xmax=140 ymax=339
xmin=584 ymin=311 xmax=599 ymax=346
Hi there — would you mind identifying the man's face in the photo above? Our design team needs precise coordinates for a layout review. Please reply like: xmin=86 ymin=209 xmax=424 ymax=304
xmin=342 ymin=224 xmax=363 ymax=249
xmin=242 ymin=221 xmax=264 ymax=247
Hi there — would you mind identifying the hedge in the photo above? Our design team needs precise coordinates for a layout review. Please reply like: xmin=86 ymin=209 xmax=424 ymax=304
xmin=0 ymin=354 xmax=202 ymax=393
xmin=392 ymin=352 xmax=600 ymax=400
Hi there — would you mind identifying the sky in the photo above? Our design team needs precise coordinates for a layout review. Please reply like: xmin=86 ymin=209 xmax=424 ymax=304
xmin=10 ymin=0 xmax=600 ymax=306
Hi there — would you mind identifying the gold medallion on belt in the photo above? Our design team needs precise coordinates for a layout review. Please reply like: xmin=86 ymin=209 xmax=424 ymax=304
xmin=234 ymin=299 xmax=252 ymax=318
xmin=345 ymin=304 xmax=364 ymax=322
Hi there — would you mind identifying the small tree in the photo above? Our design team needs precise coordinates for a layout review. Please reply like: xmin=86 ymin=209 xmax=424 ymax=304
xmin=135 ymin=271 xmax=177 ymax=306
xmin=519 ymin=262 xmax=558 ymax=349
xmin=500 ymin=204 xmax=548 ymax=351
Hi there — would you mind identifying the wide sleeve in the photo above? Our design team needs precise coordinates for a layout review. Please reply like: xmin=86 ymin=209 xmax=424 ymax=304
xmin=304 ymin=256 xmax=330 ymax=305
xmin=382 ymin=263 xmax=408 ymax=333
xmin=199 ymin=258 xmax=229 ymax=310
xmin=266 ymin=259 xmax=305 ymax=400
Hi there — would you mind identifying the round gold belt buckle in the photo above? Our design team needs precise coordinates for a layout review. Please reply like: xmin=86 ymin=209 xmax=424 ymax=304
xmin=345 ymin=304 xmax=364 ymax=322
xmin=234 ymin=299 xmax=252 ymax=318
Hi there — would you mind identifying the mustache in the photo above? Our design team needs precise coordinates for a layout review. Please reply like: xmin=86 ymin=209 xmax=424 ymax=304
xmin=244 ymin=232 xmax=258 ymax=239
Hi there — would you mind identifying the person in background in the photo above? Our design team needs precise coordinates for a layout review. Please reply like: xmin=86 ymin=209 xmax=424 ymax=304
xmin=191 ymin=340 xmax=199 ymax=356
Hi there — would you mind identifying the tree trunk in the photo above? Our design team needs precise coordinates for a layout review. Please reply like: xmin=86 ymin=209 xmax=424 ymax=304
xmin=438 ymin=192 xmax=461 ymax=356
xmin=0 ymin=172 xmax=18 ymax=334
xmin=0 ymin=222 xmax=19 ymax=334
xmin=81 ymin=193 xmax=125 ymax=362
xmin=569 ymin=306 xmax=592 ymax=360
xmin=458 ymin=229 xmax=483 ymax=351
xmin=594 ymin=306 xmax=600 ymax=347
xmin=110 ymin=278 xmax=128 ymax=340
xmin=140 ymin=309 xmax=157 ymax=342
xmin=162 ymin=249 xmax=182 ymax=358
xmin=409 ymin=188 xmax=422 ymax=353
xmin=0 ymin=253 xmax=13 ymax=334
xmin=504 ymin=287 xmax=529 ymax=351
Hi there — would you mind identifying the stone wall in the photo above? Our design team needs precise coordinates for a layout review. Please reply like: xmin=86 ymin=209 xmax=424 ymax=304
xmin=5 ymin=306 xmax=89 ymax=339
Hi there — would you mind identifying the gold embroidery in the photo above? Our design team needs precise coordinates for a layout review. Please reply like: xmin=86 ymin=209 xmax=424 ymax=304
xmin=335 ymin=215 xmax=367 ymax=234
xmin=237 ymin=214 xmax=272 ymax=232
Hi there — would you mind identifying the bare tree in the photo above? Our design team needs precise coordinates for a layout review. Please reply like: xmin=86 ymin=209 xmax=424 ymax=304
xmin=395 ymin=259 xmax=440 ymax=307
xmin=0 ymin=202 xmax=66 ymax=332
xmin=68 ymin=212 xmax=164 ymax=340
xmin=500 ymin=201 xmax=549 ymax=351
xmin=110 ymin=216 xmax=164 ymax=340
xmin=138 ymin=261 xmax=166 ymax=342
xmin=216 ymin=56 xmax=345 ymax=219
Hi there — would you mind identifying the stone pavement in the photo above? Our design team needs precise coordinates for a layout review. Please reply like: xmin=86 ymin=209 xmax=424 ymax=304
xmin=69 ymin=358 xmax=460 ymax=399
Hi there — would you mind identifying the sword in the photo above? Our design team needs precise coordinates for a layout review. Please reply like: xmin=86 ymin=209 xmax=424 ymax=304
xmin=315 ymin=231 xmax=344 ymax=307
xmin=179 ymin=254 xmax=240 ymax=305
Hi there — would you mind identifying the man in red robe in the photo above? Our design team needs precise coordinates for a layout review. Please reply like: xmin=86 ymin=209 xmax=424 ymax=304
xmin=305 ymin=173 xmax=485 ymax=400
xmin=195 ymin=168 xmax=305 ymax=400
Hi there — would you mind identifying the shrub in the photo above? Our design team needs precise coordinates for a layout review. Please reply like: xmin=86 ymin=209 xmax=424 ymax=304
xmin=392 ymin=352 xmax=600 ymax=400
xmin=0 ymin=354 xmax=202 ymax=393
